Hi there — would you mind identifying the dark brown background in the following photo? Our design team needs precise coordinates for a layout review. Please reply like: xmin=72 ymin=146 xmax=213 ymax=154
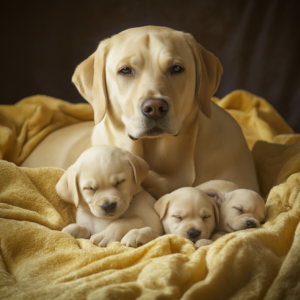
xmin=1 ymin=0 xmax=300 ymax=131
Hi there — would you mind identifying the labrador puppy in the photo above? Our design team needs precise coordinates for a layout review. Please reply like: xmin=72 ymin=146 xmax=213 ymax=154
xmin=22 ymin=26 xmax=259 ymax=199
xmin=56 ymin=145 xmax=163 ymax=247
xmin=154 ymin=187 xmax=219 ymax=244
xmin=195 ymin=180 xmax=266 ymax=247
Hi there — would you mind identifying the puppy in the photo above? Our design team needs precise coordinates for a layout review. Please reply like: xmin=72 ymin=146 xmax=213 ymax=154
xmin=56 ymin=145 xmax=163 ymax=247
xmin=196 ymin=180 xmax=266 ymax=247
xmin=154 ymin=187 xmax=219 ymax=244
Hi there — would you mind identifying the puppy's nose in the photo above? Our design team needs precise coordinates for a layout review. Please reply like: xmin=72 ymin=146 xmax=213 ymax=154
xmin=246 ymin=220 xmax=257 ymax=228
xmin=187 ymin=229 xmax=201 ymax=239
xmin=101 ymin=202 xmax=116 ymax=213
xmin=141 ymin=98 xmax=169 ymax=120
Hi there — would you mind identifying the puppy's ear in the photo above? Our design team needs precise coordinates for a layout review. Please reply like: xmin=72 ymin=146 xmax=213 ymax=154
xmin=211 ymin=198 xmax=220 ymax=226
xmin=185 ymin=33 xmax=223 ymax=118
xmin=205 ymin=190 xmax=226 ymax=207
xmin=154 ymin=194 xmax=171 ymax=220
xmin=128 ymin=155 xmax=149 ymax=189
xmin=56 ymin=170 xmax=79 ymax=207
xmin=72 ymin=38 xmax=110 ymax=124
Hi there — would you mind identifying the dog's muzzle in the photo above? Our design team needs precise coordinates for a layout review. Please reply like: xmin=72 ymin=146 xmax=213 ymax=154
xmin=128 ymin=98 xmax=178 ymax=141
xmin=101 ymin=202 xmax=116 ymax=214
xmin=187 ymin=228 xmax=201 ymax=242
xmin=141 ymin=98 xmax=169 ymax=120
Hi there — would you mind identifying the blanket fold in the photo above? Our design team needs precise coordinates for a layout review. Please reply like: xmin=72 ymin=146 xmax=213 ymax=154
xmin=1 ymin=90 xmax=300 ymax=299
xmin=0 ymin=95 xmax=93 ymax=165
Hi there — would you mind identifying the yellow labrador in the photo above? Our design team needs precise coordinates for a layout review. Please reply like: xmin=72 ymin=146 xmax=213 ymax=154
xmin=154 ymin=187 xmax=219 ymax=244
xmin=195 ymin=180 xmax=265 ymax=247
xmin=56 ymin=145 xmax=163 ymax=247
xmin=22 ymin=26 xmax=259 ymax=198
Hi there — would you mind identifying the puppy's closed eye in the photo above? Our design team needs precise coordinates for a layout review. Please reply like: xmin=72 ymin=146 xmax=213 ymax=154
xmin=203 ymin=215 xmax=211 ymax=219
xmin=172 ymin=215 xmax=183 ymax=221
xmin=83 ymin=187 xmax=95 ymax=191
xmin=115 ymin=179 xmax=126 ymax=187
xmin=234 ymin=206 xmax=243 ymax=213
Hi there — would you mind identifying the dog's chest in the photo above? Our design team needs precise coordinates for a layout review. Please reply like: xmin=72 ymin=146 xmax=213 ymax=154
xmin=76 ymin=208 xmax=113 ymax=235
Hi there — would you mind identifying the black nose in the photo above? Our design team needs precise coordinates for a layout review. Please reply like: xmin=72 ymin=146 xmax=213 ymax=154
xmin=187 ymin=229 xmax=201 ymax=239
xmin=246 ymin=220 xmax=257 ymax=228
xmin=101 ymin=202 xmax=116 ymax=213
xmin=141 ymin=98 xmax=169 ymax=120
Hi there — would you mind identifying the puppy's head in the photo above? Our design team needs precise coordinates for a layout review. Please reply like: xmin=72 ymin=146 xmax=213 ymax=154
xmin=56 ymin=145 xmax=149 ymax=220
xmin=72 ymin=26 xmax=222 ymax=140
xmin=154 ymin=187 xmax=219 ymax=243
xmin=206 ymin=189 xmax=266 ymax=232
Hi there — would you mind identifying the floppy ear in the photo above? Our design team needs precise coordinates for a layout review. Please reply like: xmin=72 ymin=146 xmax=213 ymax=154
xmin=128 ymin=155 xmax=149 ymax=189
xmin=56 ymin=170 xmax=79 ymax=207
xmin=211 ymin=198 xmax=220 ymax=226
xmin=185 ymin=33 xmax=223 ymax=118
xmin=205 ymin=190 xmax=226 ymax=207
xmin=154 ymin=194 xmax=171 ymax=220
xmin=72 ymin=38 xmax=110 ymax=124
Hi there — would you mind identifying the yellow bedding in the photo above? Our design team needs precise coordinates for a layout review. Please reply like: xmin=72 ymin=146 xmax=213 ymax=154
xmin=1 ymin=90 xmax=300 ymax=299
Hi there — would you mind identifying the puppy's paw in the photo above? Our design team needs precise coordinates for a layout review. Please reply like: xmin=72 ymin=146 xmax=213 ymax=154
xmin=62 ymin=224 xmax=90 ymax=239
xmin=90 ymin=231 xmax=122 ymax=247
xmin=195 ymin=239 xmax=213 ymax=248
xmin=121 ymin=227 xmax=159 ymax=248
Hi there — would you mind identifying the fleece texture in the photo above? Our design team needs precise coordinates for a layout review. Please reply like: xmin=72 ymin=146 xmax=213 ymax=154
xmin=1 ymin=90 xmax=300 ymax=299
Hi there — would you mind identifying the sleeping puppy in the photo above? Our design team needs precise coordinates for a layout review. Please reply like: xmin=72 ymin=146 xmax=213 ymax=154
xmin=154 ymin=187 xmax=219 ymax=244
xmin=56 ymin=145 xmax=163 ymax=247
xmin=195 ymin=180 xmax=266 ymax=247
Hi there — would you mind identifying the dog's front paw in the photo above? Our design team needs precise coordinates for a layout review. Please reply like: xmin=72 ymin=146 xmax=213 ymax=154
xmin=62 ymin=224 xmax=90 ymax=239
xmin=121 ymin=227 xmax=159 ymax=248
xmin=195 ymin=239 xmax=213 ymax=248
xmin=90 ymin=231 xmax=123 ymax=247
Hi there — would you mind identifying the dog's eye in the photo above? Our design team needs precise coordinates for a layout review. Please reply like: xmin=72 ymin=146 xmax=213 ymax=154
xmin=115 ymin=179 xmax=125 ymax=187
xmin=203 ymin=215 xmax=211 ymax=219
xmin=83 ymin=187 xmax=94 ymax=191
xmin=234 ymin=206 xmax=243 ymax=213
xmin=172 ymin=215 xmax=183 ymax=220
xmin=118 ymin=67 xmax=133 ymax=75
xmin=171 ymin=64 xmax=184 ymax=74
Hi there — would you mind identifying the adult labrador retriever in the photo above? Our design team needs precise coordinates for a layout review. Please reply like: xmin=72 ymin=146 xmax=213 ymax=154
xmin=22 ymin=26 xmax=259 ymax=197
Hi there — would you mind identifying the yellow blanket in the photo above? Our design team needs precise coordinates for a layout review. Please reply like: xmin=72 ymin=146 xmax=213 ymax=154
xmin=1 ymin=90 xmax=300 ymax=299
xmin=0 ymin=95 xmax=93 ymax=165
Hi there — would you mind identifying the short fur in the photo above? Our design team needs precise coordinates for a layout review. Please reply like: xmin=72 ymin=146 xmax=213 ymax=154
xmin=154 ymin=187 xmax=219 ymax=244
xmin=22 ymin=26 xmax=259 ymax=199
xmin=195 ymin=180 xmax=265 ymax=248
xmin=56 ymin=145 xmax=163 ymax=247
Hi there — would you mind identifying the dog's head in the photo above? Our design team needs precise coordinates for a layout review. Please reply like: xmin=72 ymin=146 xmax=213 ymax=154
xmin=72 ymin=26 xmax=222 ymax=140
xmin=206 ymin=189 xmax=266 ymax=232
xmin=154 ymin=187 xmax=219 ymax=243
xmin=56 ymin=145 xmax=149 ymax=220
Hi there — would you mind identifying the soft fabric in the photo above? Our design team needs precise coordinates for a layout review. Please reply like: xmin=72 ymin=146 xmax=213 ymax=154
xmin=212 ymin=90 xmax=295 ymax=149
xmin=1 ymin=90 xmax=300 ymax=299
xmin=0 ymin=95 xmax=93 ymax=165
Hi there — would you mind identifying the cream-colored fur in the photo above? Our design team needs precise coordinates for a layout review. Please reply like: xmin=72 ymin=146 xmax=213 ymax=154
xmin=154 ymin=187 xmax=219 ymax=244
xmin=56 ymin=145 xmax=163 ymax=247
xmin=195 ymin=180 xmax=265 ymax=247
xmin=22 ymin=26 xmax=259 ymax=198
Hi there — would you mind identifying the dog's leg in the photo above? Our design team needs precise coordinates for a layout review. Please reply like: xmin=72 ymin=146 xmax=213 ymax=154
xmin=62 ymin=224 xmax=91 ymax=239
xmin=121 ymin=226 xmax=159 ymax=247
xmin=142 ymin=170 xmax=170 ymax=199
xmin=90 ymin=217 xmax=148 ymax=247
